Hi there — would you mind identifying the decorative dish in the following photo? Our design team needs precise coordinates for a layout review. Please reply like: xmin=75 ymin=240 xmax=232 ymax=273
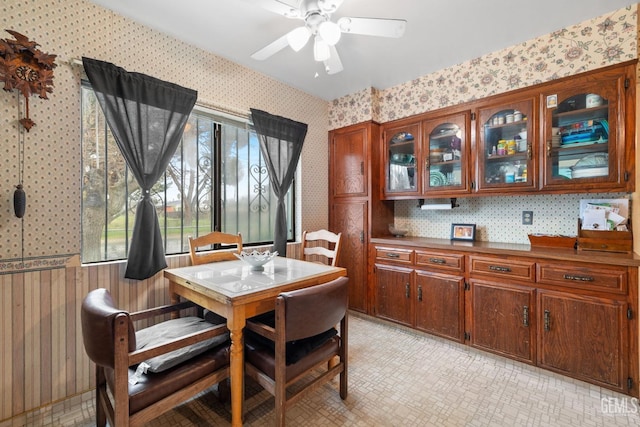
xmin=388 ymin=224 xmax=408 ymax=237
xmin=234 ymin=250 xmax=278 ymax=271
xmin=429 ymin=170 xmax=447 ymax=187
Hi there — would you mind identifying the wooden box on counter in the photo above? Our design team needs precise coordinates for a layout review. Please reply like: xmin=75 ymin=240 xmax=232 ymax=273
xmin=577 ymin=220 xmax=632 ymax=253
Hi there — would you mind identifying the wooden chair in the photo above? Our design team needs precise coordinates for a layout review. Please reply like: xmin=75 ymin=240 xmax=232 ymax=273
xmin=81 ymin=288 xmax=230 ymax=427
xmin=244 ymin=276 xmax=349 ymax=426
xmin=188 ymin=231 xmax=243 ymax=265
xmin=301 ymin=229 xmax=342 ymax=266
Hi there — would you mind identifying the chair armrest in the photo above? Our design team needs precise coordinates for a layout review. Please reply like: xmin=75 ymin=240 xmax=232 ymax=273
xmin=246 ymin=319 xmax=276 ymax=341
xmin=128 ymin=322 xmax=228 ymax=366
xmin=130 ymin=301 xmax=196 ymax=322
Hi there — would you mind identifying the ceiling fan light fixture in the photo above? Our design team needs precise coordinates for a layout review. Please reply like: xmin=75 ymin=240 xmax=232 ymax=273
xmin=318 ymin=21 xmax=341 ymax=46
xmin=318 ymin=0 xmax=343 ymax=14
xmin=337 ymin=17 xmax=352 ymax=33
xmin=287 ymin=26 xmax=311 ymax=51
xmin=313 ymin=35 xmax=330 ymax=62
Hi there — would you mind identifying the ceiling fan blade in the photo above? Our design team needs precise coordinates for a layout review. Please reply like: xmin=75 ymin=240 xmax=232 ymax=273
xmin=324 ymin=45 xmax=343 ymax=75
xmin=337 ymin=17 xmax=407 ymax=38
xmin=255 ymin=0 xmax=302 ymax=18
xmin=251 ymin=32 xmax=291 ymax=60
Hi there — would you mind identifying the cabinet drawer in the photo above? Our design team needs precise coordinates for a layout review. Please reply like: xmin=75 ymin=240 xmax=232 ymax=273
xmin=469 ymin=256 xmax=535 ymax=282
xmin=537 ymin=262 xmax=627 ymax=294
xmin=415 ymin=250 xmax=464 ymax=272
xmin=375 ymin=247 xmax=413 ymax=264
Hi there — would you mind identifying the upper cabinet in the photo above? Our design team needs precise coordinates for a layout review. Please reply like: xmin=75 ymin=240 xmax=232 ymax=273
xmin=423 ymin=111 xmax=472 ymax=195
xmin=330 ymin=124 xmax=369 ymax=198
xmin=383 ymin=120 xmax=421 ymax=198
xmin=381 ymin=110 xmax=472 ymax=199
xmin=379 ymin=62 xmax=635 ymax=200
xmin=476 ymin=98 xmax=537 ymax=193
xmin=540 ymin=66 xmax=633 ymax=192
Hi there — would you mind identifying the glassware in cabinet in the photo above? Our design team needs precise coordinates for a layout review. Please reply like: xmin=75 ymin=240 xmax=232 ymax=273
xmin=383 ymin=122 xmax=421 ymax=197
xmin=541 ymin=71 xmax=625 ymax=191
xmin=476 ymin=98 xmax=536 ymax=193
xmin=422 ymin=112 xmax=471 ymax=195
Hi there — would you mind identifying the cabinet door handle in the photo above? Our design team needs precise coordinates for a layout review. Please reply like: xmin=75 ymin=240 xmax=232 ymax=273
xmin=425 ymin=158 xmax=430 ymax=169
xmin=489 ymin=265 xmax=511 ymax=273
xmin=563 ymin=274 xmax=595 ymax=282
xmin=546 ymin=140 xmax=552 ymax=158
xmin=386 ymin=253 xmax=400 ymax=258
xmin=523 ymin=305 xmax=529 ymax=327
xmin=418 ymin=285 xmax=423 ymax=302
xmin=405 ymin=283 xmax=410 ymax=299
xmin=527 ymin=143 xmax=532 ymax=160
xmin=544 ymin=310 xmax=550 ymax=331
xmin=360 ymin=231 xmax=364 ymax=243
xmin=429 ymin=257 xmax=446 ymax=265
xmin=360 ymin=161 xmax=364 ymax=175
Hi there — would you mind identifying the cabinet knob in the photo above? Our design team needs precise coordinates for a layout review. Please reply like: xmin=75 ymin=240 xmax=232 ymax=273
xmin=523 ymin=305 xmax=529 ymax=327
xmin=417 ymin=285 xmax=423 ymax=302
xmin=405 ymin=283 xmax=410 ymax=299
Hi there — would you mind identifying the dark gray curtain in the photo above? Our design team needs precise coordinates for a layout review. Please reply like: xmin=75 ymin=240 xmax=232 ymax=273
xmin=83 ymin=57 xmax=197 ymax=280
xmin=250 ymin=109 xmax=307 ymax=256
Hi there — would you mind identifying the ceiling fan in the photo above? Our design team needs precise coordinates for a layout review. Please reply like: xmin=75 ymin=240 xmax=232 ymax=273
xmin=251 ymin=0 xmax=407 ymax=75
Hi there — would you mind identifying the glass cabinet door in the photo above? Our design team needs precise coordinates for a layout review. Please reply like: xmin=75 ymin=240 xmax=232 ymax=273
xmin=541 ymin=74 xmax=624 ymax=191
xmin=383 ymin=122 xmax=421 ymax=197
xmin=422 ymin=112 xmax=470 ymax=195
xmin=476 ymin=98 xmax=536 ymax=193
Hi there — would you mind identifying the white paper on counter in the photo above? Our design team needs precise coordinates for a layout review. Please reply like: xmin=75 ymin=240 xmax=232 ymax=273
xmin=579 ymin=198 xmax=629 ymax=222
xmin=582 ymin=208 xmax=607 ymax=230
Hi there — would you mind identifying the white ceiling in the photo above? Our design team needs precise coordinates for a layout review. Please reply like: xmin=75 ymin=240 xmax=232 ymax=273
xmin=88 ymin=0 xmax=635 ymax=101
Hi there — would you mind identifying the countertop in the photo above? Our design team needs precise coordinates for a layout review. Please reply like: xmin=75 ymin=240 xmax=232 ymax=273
xmin=370 ymin=236 xmax=640 ymax=267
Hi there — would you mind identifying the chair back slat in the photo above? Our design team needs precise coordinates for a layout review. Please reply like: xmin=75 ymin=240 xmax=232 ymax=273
xmin=302 ymin=229 xmax=342 ymax=266
xmin=189 ymin=231 xmax=243 ymax=265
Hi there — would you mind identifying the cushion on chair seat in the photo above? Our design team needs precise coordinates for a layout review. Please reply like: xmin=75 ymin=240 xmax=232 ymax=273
xmin=105 ymin=343 xmax=230 ymax=415
xmin=245 ymin=335 xmax=340 ymax=381
xmin=136 ymin=316 xmax=229 ymax=372
xmin=246 ymin=311 xmax=338 ymax=365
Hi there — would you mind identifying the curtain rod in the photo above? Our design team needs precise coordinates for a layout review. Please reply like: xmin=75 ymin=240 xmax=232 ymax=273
xmin=67 ymin=57 xmax=250 ymax=122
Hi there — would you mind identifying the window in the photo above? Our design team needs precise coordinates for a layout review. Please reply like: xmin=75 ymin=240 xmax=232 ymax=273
xmin=80 ymin=83 xmax=294 ymax=263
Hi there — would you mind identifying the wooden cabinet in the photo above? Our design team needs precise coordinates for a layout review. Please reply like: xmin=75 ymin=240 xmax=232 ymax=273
xmin=372 ymin=246 xmax=464 ymax=340
xmin=468 ymin=279 xmax=535 ymax=363
xmin=330 ymin=124 xmax=368 ymax=198
xmin=378 ymin=62 xmax=635 ymax=200
xmin=467 ymin=254 xmax=536 ymax=363
xmin=329 ymin=122 xmax=393 ymax=313
xmin=540 ymin=64 xmax=633 ymax=192
xmin=332 ymin=200 xmax=368 ymax=312
xmin=373 ymin=263 xmax=414 ymax=326
xmin=382 ymin=120 xmax=421 ymax=198
xmin=537 ymin=290 xmax=628 ymax=392
xmin=422 ymin=111 xmax=472 ymax=195
xmin=415 ymin=270 xmax=464 ymax=341
xmin=475 ymin=97 xmax=537 ymax=193
xmin=369 ymin=237 xmax=639 ymax=396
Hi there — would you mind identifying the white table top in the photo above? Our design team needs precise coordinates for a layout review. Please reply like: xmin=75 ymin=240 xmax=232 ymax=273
xmin=165 ymin=257 xmax=343 ymax=298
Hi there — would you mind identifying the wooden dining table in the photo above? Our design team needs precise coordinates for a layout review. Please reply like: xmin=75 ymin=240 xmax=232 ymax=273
xmin=164 ymin=257 xmax=347 ymax=426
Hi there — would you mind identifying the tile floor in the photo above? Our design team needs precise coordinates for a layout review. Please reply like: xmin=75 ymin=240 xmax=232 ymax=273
xmin=4 ymin=313 xmax=640 ymax=426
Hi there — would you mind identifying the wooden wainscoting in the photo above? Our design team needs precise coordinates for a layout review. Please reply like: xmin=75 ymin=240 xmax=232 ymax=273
xmin=0 ymin=242 xmax=301 ymax=422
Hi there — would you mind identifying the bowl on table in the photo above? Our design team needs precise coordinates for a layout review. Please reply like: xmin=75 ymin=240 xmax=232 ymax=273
xmin=234 ymin=250 xmax=278 ymax=271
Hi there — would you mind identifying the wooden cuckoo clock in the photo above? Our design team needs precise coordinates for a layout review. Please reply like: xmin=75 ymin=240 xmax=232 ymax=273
xmin=0 ymin=29 xmax=57 ymax=131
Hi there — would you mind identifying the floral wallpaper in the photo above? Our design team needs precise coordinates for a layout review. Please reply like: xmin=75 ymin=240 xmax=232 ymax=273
xmin=329 ymin=5 xmax=638 ymax=129
xmin=0 ymin=0 xmax=329 ymax=267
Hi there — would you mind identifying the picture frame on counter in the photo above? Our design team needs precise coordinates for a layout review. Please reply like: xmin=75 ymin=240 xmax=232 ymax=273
xmin=451 ymin=223 xmax=476 ymax=241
